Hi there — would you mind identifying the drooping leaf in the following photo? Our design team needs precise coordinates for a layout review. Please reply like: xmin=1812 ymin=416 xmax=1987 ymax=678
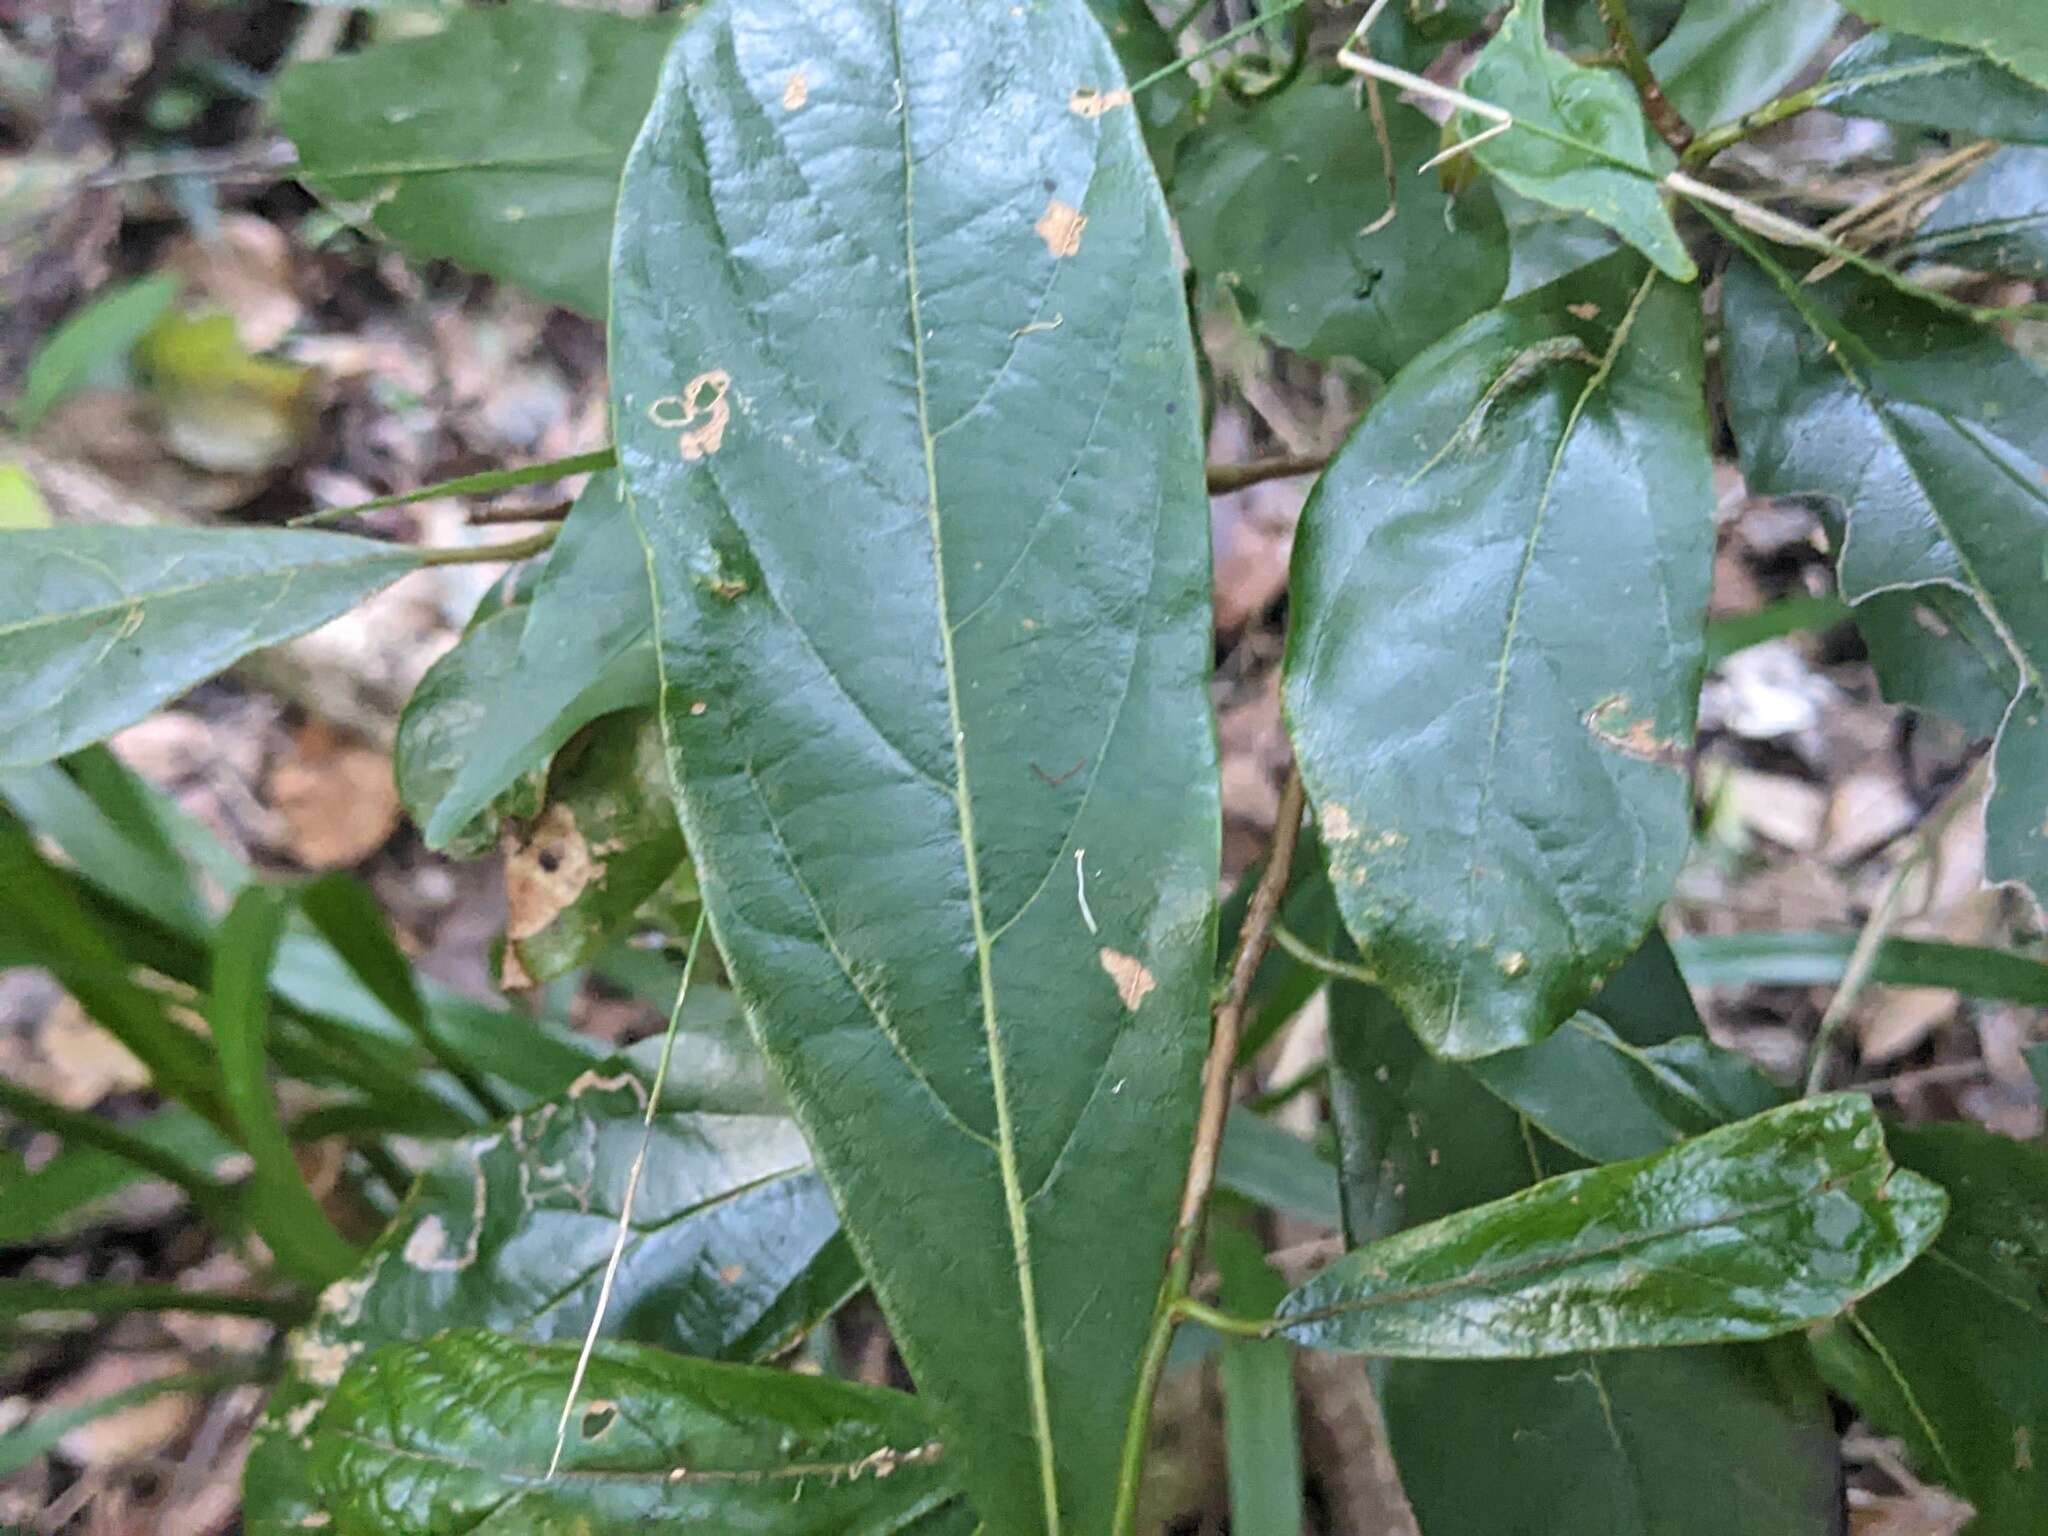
xmin=1905 ymin=145 xmax=2048 ymax=279
xmin=500 ymin=710 xmax=692 ymax=988
xmin=209 ymin=888 xmax=361 ymax=1286
xmin=14 ymin=273 xmax=181 ymax=431
xmin=243 ymin=1066 xmax=856 ymax=1535
xmin=1210 ymin=1219 xmax=1304 ymax=1536
xmin=1460 ymin=0 xmax=1695 ymax=282
xmin=1173 ymin=83 xmax=1508 ymax=376
xmin=305 ymin=1331 xmax=961 ymax=1535
xmin=1280 ymin=1092 xmax=1945 ymax=1356
xmin=1817 ymin=29 xmax=2048 ymax=143
xmin=0 ymin=529 xmax=422 ymax=771
xmin=1836 ymin=1 xmax=2048 ymax=94
xmin=422 ymin=475 xmax=657 ymax=851
xmin=1284 ymin=254 xmax=1712 ymax=1058
xmin=1720 ymin=241 xmax=2048 ymax=898
xmin=609 ymin=4 xmax=1220 ymax=1530
xmin=277 ymin=6 xmax=682 ymax=314
xmin=1812 ymin=1123 xmax=2048 ymax=1534
xmin=1326 ymin=982 xmax=1844 ymax=1536
xmin=1648 ymin=0 xmax=1843 ymax=131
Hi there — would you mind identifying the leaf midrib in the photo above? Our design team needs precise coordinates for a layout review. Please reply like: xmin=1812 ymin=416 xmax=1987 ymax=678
xmin=885 ymin=7 xmax=1062 ymax=1532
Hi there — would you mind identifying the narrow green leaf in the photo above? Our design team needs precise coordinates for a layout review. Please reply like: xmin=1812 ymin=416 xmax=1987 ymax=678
xmin=1326 ymin=982 xmax=1844 ymax=1535
xmin=1219 ymin=1108 xmax=1341 ymax=1229
xmin=209 ymin=888 xmax=360 ymax=1286
xmin=244 ymin=1065 xmax=855 ymax=1533
xmin=0 ymin=759 xmax=209 ymax=938
xmin=1705 ymin=593 xmax=1853 ymax=667
xmin=1211 ymin=1221 xmax=1304 ymax=1536
xmin=14 ymin=274 xmax=181 ymax=431
xmin=1174 ymin=84 xmax=1508 ymax=376
xmin=1818 ymin=29 xmax=2048 ymax=143
xmin=1461 ymin=0 xmax=1696 ymax=282
xmin=1285 ymin=254 xmax=1712 ymax=1058
xmin=1279 ymin=1094 xmax=1945 ymax=1357
xmin=610 ymin=5 xmax=1219 ymax=1531
xmin=278 ymin=8 xmax=681 ymax=314
xmin=1721 ymin=241 xmax=2048 ymax=899
xmin=1905 ymin=146 xmax=2048 ymax=279
xmin=1811 ymin=1123 xmax=2048 ymax=1534
xmin=1672 ymin=929 xmax=2048 ymax=1006
xmin=305 ymin=1331 xmax=960 ymax=1535
xmin=422 ymin=475 xmax=657 ymax=851
xmin=294 ymin=447 xmax=616 ymax=526
xmin=0 ymin=1078 xmax=241 ymax=1238
xmin=0 ymin=1366 xmax=262 ymax=1479
xmin=1837 ymin=1 xmax=2048 ymax=94
xmin=1649 ymin=0 xmax=1842 ymax=131
xmin=0 ymin=529 xmax=422 ymax=770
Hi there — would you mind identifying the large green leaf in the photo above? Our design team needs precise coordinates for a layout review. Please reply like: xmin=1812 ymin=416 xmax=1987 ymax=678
xmin=1856 ymin=585 xmax=2021 ymax=737
xmin=1906 ymin=146 xmax=2048 ymax=279
xmin=0 ymin=528 xmax=422 ymax=770
xmin=1818 ymin=29 xmax=2048 ymax=143
xmin=1720 ymin=242 xmax=2048 ymax=897
xmin=1460 ymin=0 xmax=1695 ymax=282
xmin=421 ymin=475 xmax=658 ymax=851
xmin=1284 ymin=254 xmax=1712 ymax=1059
xmin=609 ymin=4 xmax=1219 ymax=1530
xmin=1173 ymin=83 xmax=1507 ymax=376
xmin=1648 ymin=0 xmax=1842 ymax=131
xmin=243 ymin=1065 xmax=856 ymax=1535
xmin=1837 ymin=1 xmax=2048 ymax=94
xmin=307 ymin=1330 xmax=962 ymax=1534
xmin=1812 ymin=1123 xmax=2048 ymax=1534
xmin=1326 ymin=983 xmax=1843 ymax=1536
xmin=1280 ymin=1092 xmax=1945 ymax=1356
xmin=278 ymin=7 xmax=681 ymax=315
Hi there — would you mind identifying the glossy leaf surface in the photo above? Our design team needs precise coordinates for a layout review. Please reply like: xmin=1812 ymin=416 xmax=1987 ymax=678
xmin=1326 ymin=982 xmax=1843 ymax=1535
xmin=1281 ymin=1093 xmax=1945 ymax=1356
xmin=1837 ymin=1 xmax=2048 ymax=93
xmin=1812 ymin=1124 xmax=2048 ymax=1533
xmin=1284 ymin=254 xmax=1712 ymax=1058
xmin=244 ymin=1066 xmax=854 ymax=1534
xmin=1461 ymin=0 xmax=1694 ymax=282
xmin=1857 ymin=585 xmax=2020 ymax=738
xmin=0 ymin=529 xmax=421 ymax=770
xmin=1649 ymin=0 xmax=1842 ymax=131
xmin=1721 ymin=244 xmax=2048 ymax=897
xmin=422 ymin=476 xmax=658 ymax=851
xmin=609 ymin=4 xmax=1219 ymax=1530
xmin=307 ymin=1330 xmax=961 ymax=1534
xmin=278 ymin=7 xmax=680 ymax=314
xmin=1818 ymin=29 xmax=2048 ymax=143
xmin=1174 ymin=84 xmax=1507 ymax=376
xmin=1908 ymin=146 xmax=2048 ymax=279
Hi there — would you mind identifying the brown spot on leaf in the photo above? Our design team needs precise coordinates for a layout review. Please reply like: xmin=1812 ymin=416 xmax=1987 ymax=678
xmin=1568 ymin=301 xmax=1602 ymax=320
xmin=1035 ymin=198 xmax=1087 ymax=258
xmin=1584 ymin=694 xmax=1684 ymax=768
xmin=782 ymin=71 xmax=809 ymax=110
xmin=1099 ymin=948 xmax=1156 ymax=1012
xmin=649 ymin=370 xmax=732 ymax=461
xmin=505 ymin=804 xmax=599 ymax=943
xmin=1320 ymin=801 xmax=1356 ymax=845
xmin=719 ymin=1264 xmax=746 ymax=1285
xmin=1068 ymin=86 xmax=1132 ymax=117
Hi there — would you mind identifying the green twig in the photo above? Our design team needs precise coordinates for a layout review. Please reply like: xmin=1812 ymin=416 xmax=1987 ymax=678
xmin=1128 ymin=0 xmax=1314 ymax=99
xmin=1174 ymin=1295 xmax=1273 ymax=1339
xmin=0 ymin=1280 xmax=310 ymax=1324
xmin=1271 ymin=923 xmax=1380 ymax=987
xmin=415 ymin=527 xmax=560 ymax=567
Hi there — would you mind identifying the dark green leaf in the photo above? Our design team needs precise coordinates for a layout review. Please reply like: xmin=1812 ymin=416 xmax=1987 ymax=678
xmin=0 ymin=529 xmax=421 ymax=770
xmin=278 ymin=8 xmax=681 ymax=314
xmin=1811 ymin=1123 xmax=2048 ymax=1533
xmin=1673 ymin=928 xmax=2048 ymax=1005
xmin=1857 ymin=585 xmax=2020 ymax=737
xmin=1285 ymin=254 xmax=1712 ymax=1058
xmin=1470 ymin=1014 xmax=1785 ymax=1163
xmin=209 ymin=888 xmax=360 ymax=1285
xmin=1174 ymin=84 xmax=1507 ymax=376
xmin=1083 ymin=0 xmax=1197 ymax=179
xmin=1280 ymin=1093 xmax=1945 ymax=1356
xmin=1905 ymin=145 xmax=2048 ymax=278
xmin=1837 ymin=1 xmax=2048 ymax=94
xmin=1818 ymin=29 xmax=2048 ymax=143
xmin=1219 ymin=1107 xmax=1341 ymax=1228
xmin=1326 ymin=981 xmax=1843 ymax=1534
xmin=1588 ymin=927 xmax=1706 ymax=1045
xmin=15 ymin=274 xmax=181 ymax=431
xmin=244 ymin=1066 xmax=856 ymax=1534
xmin=1706 ymin=593 xmax=1855 ymax=668
xmin=501 ymin=711 xmax=690 ymax=988
xmin=1649 ymin=0 xmax=1842 ymax=131
xmin=0 ymin=1104 xmax=233 ymax=1248
xmin=305 ymin=1331 xmax=959 ymax=1535
xmin=422 ymin=475 xmax=657 ymax=851
xmin=1461 ymin=0 xmax=1694 ymax=282
xmin=609 ymin=5 xmax=1219 ymax=1530
xmin=1721 ymin=243 xmax=2048 ymax=898
xmin=0 ymin=759 xmax=208 ymax=938
xmin=1210 ymin=1220 xmax=1303 ymax=1536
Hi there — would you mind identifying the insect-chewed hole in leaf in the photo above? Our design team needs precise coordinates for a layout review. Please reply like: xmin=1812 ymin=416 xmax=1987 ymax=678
xmin=581 ymin=1402 xmax=618 ymax=1441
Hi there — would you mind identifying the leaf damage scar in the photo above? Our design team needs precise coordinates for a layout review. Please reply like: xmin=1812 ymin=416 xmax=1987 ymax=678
xmin=1099 ymin=948 xmax=1155 ymax=1012
xmin=1035 ymin=198 xmax=1086 ymax=258
xmin=1583 ymin=694 xmax=1684 ymax=768
xmin=648 ymin=370 xmax=732 ymax=461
